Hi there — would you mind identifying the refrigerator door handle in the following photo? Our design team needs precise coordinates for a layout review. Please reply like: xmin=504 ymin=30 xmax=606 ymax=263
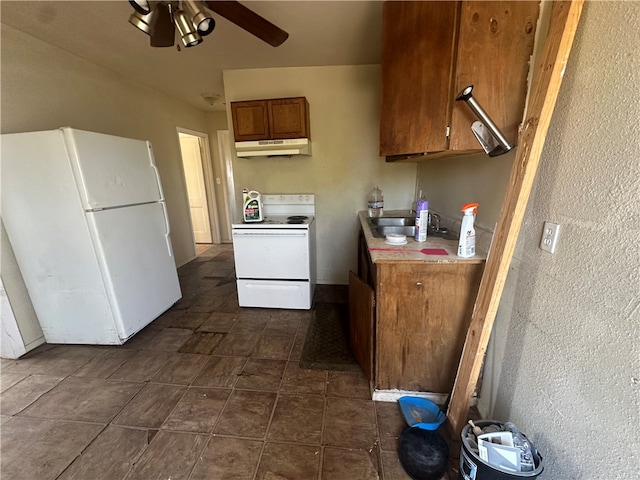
xmin=147 ymin=143 xmax=165 ymax=201
xmin=160 ymin=201 xmax=173 ymax=257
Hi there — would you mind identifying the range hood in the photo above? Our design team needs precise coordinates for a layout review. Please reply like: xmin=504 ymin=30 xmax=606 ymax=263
xmin=235 ymin=138 xmax=312 ymax=158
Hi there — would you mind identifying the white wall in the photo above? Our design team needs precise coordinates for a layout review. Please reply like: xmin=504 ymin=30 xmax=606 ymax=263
xmin=1 ymin=26 xmax=210 ymax=342
xmin=1 ymin=25 xmax=208 ymax=266
xmin=223 ymin=66 xmax=417 ymax=284
xmin=475 ymin=3 xmax=639 ymax=478
xmin=416 ymin=150 xmax=514 ymax=232
xmin=1 ymin=224 xmax=45 ymax=357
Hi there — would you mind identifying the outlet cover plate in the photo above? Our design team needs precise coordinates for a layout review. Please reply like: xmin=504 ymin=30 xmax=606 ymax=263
xmin=540 ymin=221 xmax=560 ymax=253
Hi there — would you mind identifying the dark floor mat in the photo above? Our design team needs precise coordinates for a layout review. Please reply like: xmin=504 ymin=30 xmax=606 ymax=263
xmin=299 ymin=302 xmax=361 ymax=372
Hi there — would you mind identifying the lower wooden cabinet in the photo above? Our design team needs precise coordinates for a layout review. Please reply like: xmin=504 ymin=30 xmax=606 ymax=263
xmin=348 ymin=271 xmax=374 ymax=382
xmin=349 ymin=232 xmax=484 ymax=393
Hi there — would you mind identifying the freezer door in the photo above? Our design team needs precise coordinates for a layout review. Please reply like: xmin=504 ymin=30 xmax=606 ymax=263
xmin=86 ymin=202 xmax=181 ymax=340
xmin=63 ymin=128 xmax=163 ymax=209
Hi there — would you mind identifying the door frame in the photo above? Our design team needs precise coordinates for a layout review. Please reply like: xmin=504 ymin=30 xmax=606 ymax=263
xmin=217 ymin=130 xmax=236 ymax=240
xmin=176 ymin=127 xmax=221 ymax=244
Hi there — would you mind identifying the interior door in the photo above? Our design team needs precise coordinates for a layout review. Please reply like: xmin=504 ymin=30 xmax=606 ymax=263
xmin=179 ymin=134 xmax=212 ymax=244
xmin=349 ymin=271 xmax=375 ymax=382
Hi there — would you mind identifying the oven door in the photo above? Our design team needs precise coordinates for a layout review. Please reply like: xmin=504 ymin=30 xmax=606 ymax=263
xmin=232 ymin=229 xmax=310 ymax=279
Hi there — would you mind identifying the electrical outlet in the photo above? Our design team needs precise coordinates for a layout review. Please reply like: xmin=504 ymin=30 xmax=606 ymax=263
xmin=540 ymin=221 xmax=560 ymax=254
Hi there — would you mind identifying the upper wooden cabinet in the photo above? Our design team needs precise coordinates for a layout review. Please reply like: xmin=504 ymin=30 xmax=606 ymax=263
xmin=379 ymin=1 xmax=539 ymax=160
xmin=231 ymin=97 xmax=310 ymax=142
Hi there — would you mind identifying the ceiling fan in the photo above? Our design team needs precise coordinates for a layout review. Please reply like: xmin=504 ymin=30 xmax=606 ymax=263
xmin=128 ymin=0 xmax=289 ymax=49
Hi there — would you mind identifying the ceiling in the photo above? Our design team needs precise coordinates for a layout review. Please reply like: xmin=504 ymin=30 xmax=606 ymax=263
xmin=1 ymin=1 xmax=383 ymax=111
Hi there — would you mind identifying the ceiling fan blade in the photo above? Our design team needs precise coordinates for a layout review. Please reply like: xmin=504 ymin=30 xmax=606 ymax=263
xmin=150 ymin=2 xmax=175 ymax=47
xmin=204 ymin=1 xmax=289 ymax=47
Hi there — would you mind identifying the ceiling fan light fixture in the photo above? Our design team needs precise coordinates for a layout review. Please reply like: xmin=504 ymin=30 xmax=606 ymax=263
xmin=129 ymin=10 xmax=154 ymax=35
xmin=182 ymin=0 xmax=216 ymax=36
xmin=129 ymin=0 xmax=151 ymax=15
xmin=174 ymin=9 xmax=203 ymax=47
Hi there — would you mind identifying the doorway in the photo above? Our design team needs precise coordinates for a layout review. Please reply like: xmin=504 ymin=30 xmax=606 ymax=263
xmin=177 ymin=129 xmax=219 ymax=245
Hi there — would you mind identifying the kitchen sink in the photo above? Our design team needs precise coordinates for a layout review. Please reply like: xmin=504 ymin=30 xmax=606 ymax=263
xmin=366 ymin=213 xmax=457 ymax=240
xmin=372 ymin=225 xmax=415 ymax=238
xmin=369 ymin=216 xmax=415 ymax=226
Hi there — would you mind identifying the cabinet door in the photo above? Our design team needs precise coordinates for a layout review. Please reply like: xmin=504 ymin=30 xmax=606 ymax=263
xmin=349 ymin=271 xmax=375 ymax=382
xmin=231 ymin=100 xmax=270 ymax=142
xmin=268 ymin=98 xmax=310 ymax=139
xmin=379 ymin=1 xmax=458 ymax=157
xmin=376 ymin=263 xmax=483 ymax=392
xmin=450 ymin=1 xmax=539 ymax=151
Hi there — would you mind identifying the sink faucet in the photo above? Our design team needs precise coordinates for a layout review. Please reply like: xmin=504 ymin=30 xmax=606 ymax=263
xmin=429 ymin=213 xmax=441 ymax=231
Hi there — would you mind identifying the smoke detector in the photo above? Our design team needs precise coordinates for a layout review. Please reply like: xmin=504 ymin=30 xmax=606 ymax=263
xmin=200 ymin=93 xmax=221 ymax=106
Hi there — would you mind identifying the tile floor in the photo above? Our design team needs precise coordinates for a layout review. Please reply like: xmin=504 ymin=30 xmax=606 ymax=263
xmin=0 ymin=244 xmax=420 ymax=480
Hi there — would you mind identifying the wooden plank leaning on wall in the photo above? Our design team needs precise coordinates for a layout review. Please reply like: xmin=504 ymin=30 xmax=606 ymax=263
xmin=446 ymin=0 xmax=585 ymax=435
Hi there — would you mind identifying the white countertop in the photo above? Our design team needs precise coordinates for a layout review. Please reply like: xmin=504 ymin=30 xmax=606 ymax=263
xmin=359 ymin=211 xmax=486 ymax=264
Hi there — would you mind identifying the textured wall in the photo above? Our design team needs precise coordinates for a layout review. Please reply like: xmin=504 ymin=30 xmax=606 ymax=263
xmin=478 ymin=2 xmax=640 ymax=478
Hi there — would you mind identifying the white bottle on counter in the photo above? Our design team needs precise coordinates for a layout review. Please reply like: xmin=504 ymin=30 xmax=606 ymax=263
xmin=368 ymin=186 xmax=384 ymax=217
xmin=243 ymin=190 xmax=264 ymax=223
xmin=457 ymin=203 xmax=478 ymax=258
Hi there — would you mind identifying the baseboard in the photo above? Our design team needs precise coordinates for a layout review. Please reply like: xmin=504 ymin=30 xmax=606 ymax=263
xmin=372 ymin=389 xmax=449 ymax=404
xmin=372 ymin=389 xmax=478 ymax=408
xmin=177 ymin=254 xmax=197 ymax=268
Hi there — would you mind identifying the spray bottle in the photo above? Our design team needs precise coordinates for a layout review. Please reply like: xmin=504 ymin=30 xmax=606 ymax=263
xmin=457 ymin=203 xmax=478 ymax=258
xmin=414 ymin=190 xmax=429 ymax=242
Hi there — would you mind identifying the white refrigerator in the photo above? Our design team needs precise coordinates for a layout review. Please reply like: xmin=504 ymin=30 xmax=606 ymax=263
xmin=1 ymin=128 xmax=182 ymax=345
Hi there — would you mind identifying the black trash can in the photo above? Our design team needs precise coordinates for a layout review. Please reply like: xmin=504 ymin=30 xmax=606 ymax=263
xmin=459 ymin=420 xmax=544 ymax=480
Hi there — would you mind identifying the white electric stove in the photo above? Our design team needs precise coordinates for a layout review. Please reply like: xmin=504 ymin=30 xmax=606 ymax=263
xmin=231 ymin=194 xmax=316 ymax=309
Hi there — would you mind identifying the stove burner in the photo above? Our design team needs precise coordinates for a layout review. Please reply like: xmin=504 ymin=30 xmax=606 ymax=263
xmin=287 ymin=215 xmax=308 ymax=224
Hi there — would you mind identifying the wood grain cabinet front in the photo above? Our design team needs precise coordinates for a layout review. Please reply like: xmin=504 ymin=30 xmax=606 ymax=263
xmin=380 ymin=1 xmax=539 ymax=161
xmin=231 ymin=101 xmax=270 ymax=142
xmin=349 ymin=228 xmax=484 ymax=393
xmin=231 ymin=97 xmax=310 ymax=142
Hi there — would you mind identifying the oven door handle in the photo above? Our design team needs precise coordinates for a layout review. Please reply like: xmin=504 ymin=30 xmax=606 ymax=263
xmin=232 ymin=231 xmax=308 ymax=237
